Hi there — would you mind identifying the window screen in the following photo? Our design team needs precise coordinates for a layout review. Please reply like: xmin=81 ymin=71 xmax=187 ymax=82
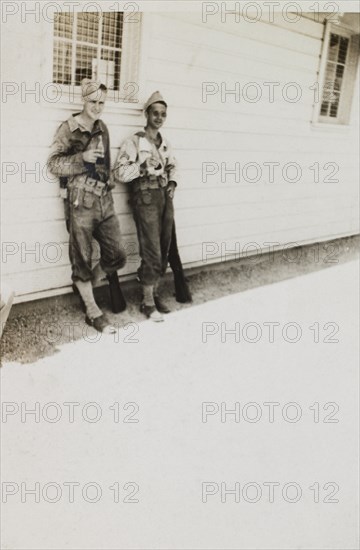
xmin=320 ymin=32 xmax=349 ymax=120
xmin=53 ymin=12 xmax=123 ymax=90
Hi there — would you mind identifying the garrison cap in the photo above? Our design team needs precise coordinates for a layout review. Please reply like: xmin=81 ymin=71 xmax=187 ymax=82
xmin=143 ymin=91 xmax=167 ymax=112
xmin=81 ymin=78 xmax=107 ymax=98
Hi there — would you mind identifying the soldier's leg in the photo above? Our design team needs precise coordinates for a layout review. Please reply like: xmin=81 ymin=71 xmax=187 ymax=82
xmin=132 ymin=189 xmax=164 ymax=321
xmin=93 ymin=193 xmax=127 ymax=313
xmin=69 ymin=189 xmax=116 ymax=332
xmin=69 ymin=199 xmax=95 ymax=284
xmin=133 ymin=189 xmax=163 ymax=287
xmin=74 ymin=280 xmax=102 ymax=320
xmin=93 ymin=193 xmax=127 ymax=275
xmin=153 ymin=189 xmax=175 ymax=313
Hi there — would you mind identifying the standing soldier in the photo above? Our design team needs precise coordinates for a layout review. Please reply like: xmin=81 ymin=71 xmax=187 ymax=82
xmin=47 ymin=79 xmax=127 ymax=333
xmin=115 ymin=91 xmax=178 ymax=322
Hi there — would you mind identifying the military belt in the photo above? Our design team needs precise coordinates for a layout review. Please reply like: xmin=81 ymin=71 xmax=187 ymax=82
xmin=133 ymin=175 xmax=167 ymax=192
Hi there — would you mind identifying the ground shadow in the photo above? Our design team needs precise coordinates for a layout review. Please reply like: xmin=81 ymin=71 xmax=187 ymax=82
xmin=1 ymin=235 xmax=358 ymax=365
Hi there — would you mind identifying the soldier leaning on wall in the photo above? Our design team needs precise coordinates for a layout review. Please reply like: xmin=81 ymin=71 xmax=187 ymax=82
xmin=115 ymin=91 xmax=191 ymax=322
xmin=47 ymin=79 xmax=127 ymax=334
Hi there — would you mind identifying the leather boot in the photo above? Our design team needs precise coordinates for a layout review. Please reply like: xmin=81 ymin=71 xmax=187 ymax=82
xmin=153 ymin=281 xmax=170 ymax=313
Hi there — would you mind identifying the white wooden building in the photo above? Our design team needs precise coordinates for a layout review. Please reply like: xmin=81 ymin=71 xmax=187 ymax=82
xmin=1 ymin=2 xmax=359 ymax=303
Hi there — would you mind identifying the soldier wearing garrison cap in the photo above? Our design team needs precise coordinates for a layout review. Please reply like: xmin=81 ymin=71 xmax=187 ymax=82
xmin=115 ymin=91 xmax=178 ymax=321
xmin=143 ymin=90 xmax=167 ymax=113
xmin=47 ymin=78 xmax=127 ymax=333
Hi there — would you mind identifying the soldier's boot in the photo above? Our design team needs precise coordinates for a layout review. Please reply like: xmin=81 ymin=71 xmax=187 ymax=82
xmin=141 ymin=284 xmax=163 ymax=322
xmin=154 ymin=280 xmax=170 ymax=314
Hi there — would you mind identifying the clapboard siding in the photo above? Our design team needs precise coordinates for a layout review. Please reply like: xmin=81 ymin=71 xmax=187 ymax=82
xmin=148 ymin=39 xmax=320 ymax=81
xmin=144 ymin=58 xmax=319 ymax=102
xmin=5 ymin=218 xmax=357 ymax=299
xmin=1 ymin=11 xmax=359 ymax=302
xmin=150 ymin=14 xmax=322 ymax=62
xmin=3 ymin=201 xmax=356 ymax=260
xmin=3 ymin=190 xmax=356 ymax=240
xmin=3 ymin=207 xmax=357 ymax=283
xmin=2 ymin=185 xmax=357 ymax=226
xmin=168 ymin=11 xmax=325 ymax=41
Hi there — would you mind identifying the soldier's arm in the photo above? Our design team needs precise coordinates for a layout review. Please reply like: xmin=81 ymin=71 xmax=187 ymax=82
xmin=47 ymin=122 xmax=87 ymax=177
xmin=113 ymin=137 xmax=145 ymax=184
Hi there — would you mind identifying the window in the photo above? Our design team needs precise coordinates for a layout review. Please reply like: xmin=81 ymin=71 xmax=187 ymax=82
xmin=54 ymin=12 xmax=123 ymax=90
xmin=53 ymin=11 xmax=141 ymax=102
xmin=315 ymin=21 xmax=359 ymax=125
xmin=320 ymin=33 xmax=349 ymax=118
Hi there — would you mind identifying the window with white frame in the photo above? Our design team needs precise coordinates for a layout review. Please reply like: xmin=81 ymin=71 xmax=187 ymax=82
xmin=316 ymin=21 xmax=359 ymax=125
xmin=53 ymin=12 xmax=141 ymax=101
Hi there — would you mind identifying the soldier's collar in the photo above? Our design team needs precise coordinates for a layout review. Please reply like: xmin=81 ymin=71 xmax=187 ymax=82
xmin=136 ymin=129 xmax=166 ymax=148
xmin=68 ymin=113 xmax=103 ymax=134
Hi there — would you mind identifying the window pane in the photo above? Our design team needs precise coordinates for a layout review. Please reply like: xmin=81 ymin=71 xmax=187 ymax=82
xmin=76 ymin=13 xmax=99 ymax=44
xmin=98 ymin=48 xmax=121 ymax=89
xmin=329 ymin=93 xmax=340 ymax=117
xmin=75 ymin=44 xmax=97 ymax=85
xmin=334 ymin=74 xmax=343 ymax=92
xmin=322 ymin=64 xmax=336 ymax=101
xmin=324 ymin=63 xmax=336 ymax=84
xmin=322 ymin=81 xmax=334 ymax=102
xmin=338 ymin=37 xmax=349 ymax=64
xmin=336 ymin=64 xmax=344 ymax=78
xmin=54 ymin=13 xmax=73 ymax=39
xmin=320 ymin=101 xmax=329 ymax=116
xmin=102 ymin=12 xmax=123 ymax=48
xmin=328 ymin=34 xmax=339 ymax=62
xmin=53 ymin=40 xmax=72 ymax=84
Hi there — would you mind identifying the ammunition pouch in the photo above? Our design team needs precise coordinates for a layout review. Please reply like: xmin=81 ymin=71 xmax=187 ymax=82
xmin=70 ymin=175 xmax=110 ymax=197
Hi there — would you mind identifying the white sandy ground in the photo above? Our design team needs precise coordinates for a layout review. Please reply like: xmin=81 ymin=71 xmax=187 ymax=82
xmin=1 ymin=260 xmax=359 ymax=550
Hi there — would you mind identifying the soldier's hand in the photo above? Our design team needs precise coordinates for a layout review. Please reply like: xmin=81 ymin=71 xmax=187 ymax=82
xmin=147 ymin=157 xmax=159 ymax=168
xmin=167 ymin=182 xmax=176 ymax=199
xmin=83 ymin=149 xmax=104 ymax=163
xmin=139 ymin=158 xmax=159 ymax=176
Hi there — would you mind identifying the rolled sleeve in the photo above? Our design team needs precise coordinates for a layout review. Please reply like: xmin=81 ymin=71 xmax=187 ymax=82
xmin=114 ymin=138 xmax=142 ymax=184
xmin=47 ymin=123 xmax=86 ymax=178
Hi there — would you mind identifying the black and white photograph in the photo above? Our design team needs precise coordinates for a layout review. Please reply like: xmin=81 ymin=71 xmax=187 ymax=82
xmin=1 ymin=1 xmax=359 ymax=548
